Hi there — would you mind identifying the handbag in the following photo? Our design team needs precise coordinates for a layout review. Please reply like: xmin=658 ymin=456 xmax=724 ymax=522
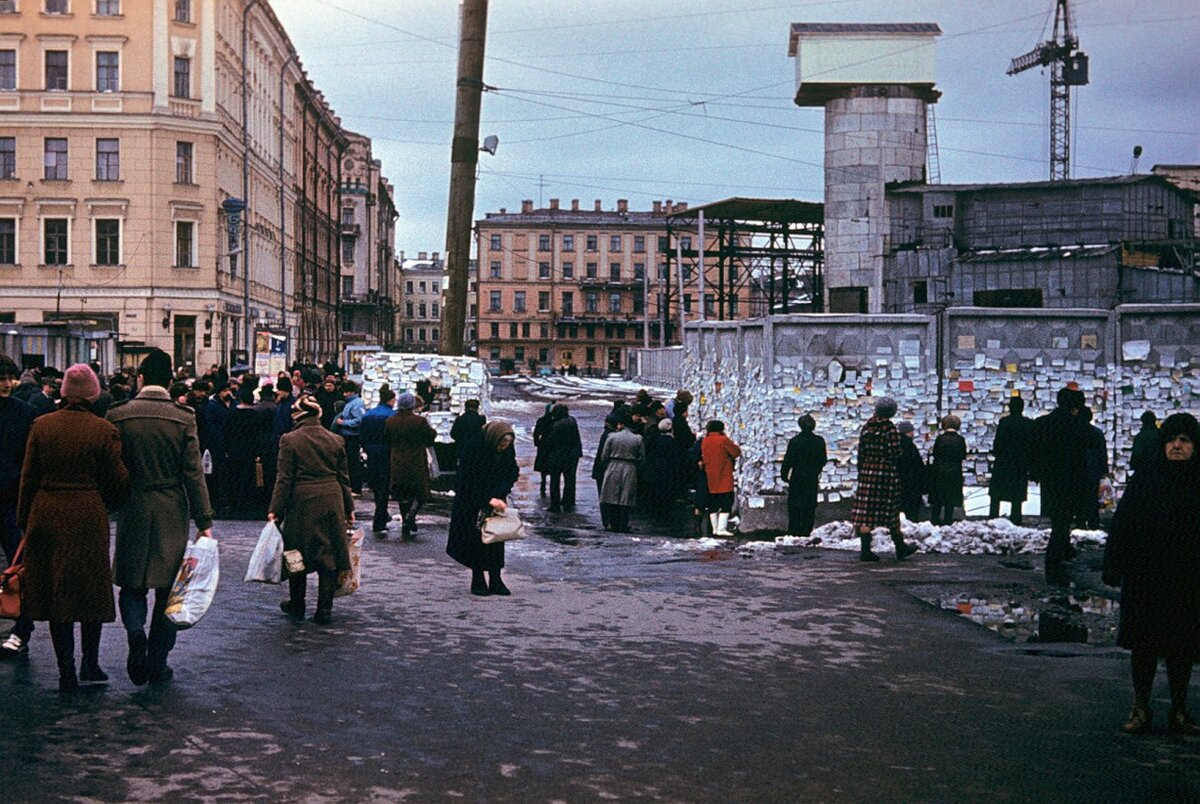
xmin=479 ymin=506 xmax=526 ymax=544
xmin=0 ymin=537 xmax=25 ymax=620
xmin=283 ymin=549 xmax=305 ymax=575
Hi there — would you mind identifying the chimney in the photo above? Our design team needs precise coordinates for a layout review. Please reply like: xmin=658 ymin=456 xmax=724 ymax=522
xmin=499 ymin=207 xmax=506 ymax=214
xmin=594 ymin=199 xmax=602 ymax=211
xmin=617 ymin=199 xmax=628 ymax=213
xmin=418 ymin=251 xmax=428 ymax=260
xmin=676 ymin=202 xmax=688 ymax=211
xmin=571 ymin=199 xmax=579 ymax=211
xmin=549 ymin=198 xmax=559 ymax=210
xmin=652 ymin=201 xmax=662 ymax=214
xmin=432 ymin=252 xmax=440 ymax=263
xmin=521 ymin=199 xmax=534 ymax=214
xmin=665 ymin=199 xmax=673 ymax=214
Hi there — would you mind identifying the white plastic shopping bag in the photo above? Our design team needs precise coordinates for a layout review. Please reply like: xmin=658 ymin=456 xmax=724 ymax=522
xmin=165 ymin=535 xmax=220 ymax=629
xmin=334 ymin=527 xmax=363 ymax=598
xmin=245 ymin=521 xmax=284 ymax=584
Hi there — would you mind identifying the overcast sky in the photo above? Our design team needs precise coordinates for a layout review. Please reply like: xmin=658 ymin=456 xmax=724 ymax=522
xmin=272 ymin=0 xmax=1199 ymax=254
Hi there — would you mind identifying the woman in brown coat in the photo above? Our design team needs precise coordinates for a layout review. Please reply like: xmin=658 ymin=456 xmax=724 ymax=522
xmin=18 ymin=364 xmax=128 ymax=692
xmin=269 ymin=393 xmax=354 ymax=625
xmin=385 ymin=391 xmax=436 ymax=539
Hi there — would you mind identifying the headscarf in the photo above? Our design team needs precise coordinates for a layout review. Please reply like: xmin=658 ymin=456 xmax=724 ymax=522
xmin=291 ymin=392 xmax=322 ymax=422
xmin=482 ymin=421 xmax=515 ymax=452
xmin=657 ymin=418 xmax=673 ymax=433
xmin=874 ymin=397 xmax=898 ymax=419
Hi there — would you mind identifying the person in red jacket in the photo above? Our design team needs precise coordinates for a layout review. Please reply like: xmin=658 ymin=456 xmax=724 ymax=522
xmin=700 ymin=420 xmax=741 ymax=536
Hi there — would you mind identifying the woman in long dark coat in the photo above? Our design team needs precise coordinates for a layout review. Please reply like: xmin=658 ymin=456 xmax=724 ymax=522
xmin=224 ymin=386 xmax=268 ymax=519
xmin=850 ymin=398 xmax=917 ymax=562
xmin=447 ymin=421 xmax=518 ymax=596
xmin=1103 ymin=412 xmax=1200 ymax=735
xmin=895 ymin=420 xmax=926 ymax=524
xmin=644 ymin=419 xmax=679 ymax=521
xmin=532 ymin=403 xmax=553 ymax=497
xmin=928 ymin=415 xmax=967 ymax=526
xmin=988 ymin=396 xmax=1034 ymax=524
xmin=269 ymin=393 xmax=354 ymax=625
xmin=386 ymin=392 xmax=437 ymax=539
xmin=18 ymin=364 xmax=128 ymax=692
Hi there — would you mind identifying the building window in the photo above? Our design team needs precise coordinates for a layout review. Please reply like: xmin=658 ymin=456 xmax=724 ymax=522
xmin=609 ymin=263 xmax=620 ymax=281
xmin=43 ymin=217 xmax=69 ymax=265
xmin=521 ymin=322 xmax=530 ymax=337
xmin=729 ymin=296 xmax=738 ymax=316
xmin=489 ymin=347 xmax=500 ymax=361
xmin=704 ymin=293 xmax=715 ymax=317
xmin=585 ymin=262 xmax=597 ymax=278
xmin=538 ymin=348 xmax=548 ymax=363
xmin=96 ymin=0 xmax=119 ymax=14
xmin=608 ymin=293 xmax=621 ymax=313
xmin=489 ymin=260 xmax=501 ymax=279
xmin=514 ymin=346 xmax=525 ymax=362
xmin=537 ymin=291 xmax=549 ymax=311
xmin=405 ymin=302 xmax=413 ymax=317
xmin=562 ymin=234 xmax=574 ymax=251
xmin=609 ymin=235 xmax=621 ymax=252
xmin=681 ymin=236 xmax=692 ymax=250
xmin=490 ymin=322 xmax=499 ymax=338
xmin=633 ymin=235 xmax=645 ymax=253
xmin=0 ymin=218 xmax=15 ymax=264
xmin=418 ymin=302 xmax=427 ymax=317
xmin=513 ymin=291 xmax=526 ymax=313
xmin=913 ymin=280 xmax=928 ymax=305
xmin=561 ymin=292 xmax=573 ymax=315
xmin=175 ymin=220 xmax=194 ymax=267
xmin=341 ymin=237 xmax=354 ymax=263
xmin=95 ymin=51 xmax=118 ymax=91
xmin=633 ymin=262 xmax=644 ymax=280
xmin=585 ymin=292 xmax=598 ymax=313
xmin=431 ymin=302 xmax=439 ymax=317
xmin=585 ymin=323 xmax=595 ymax=339
xmin=0 ymin=137 xmax=14 ymax=179
xmin=538 ymin=261 xmax=550 ymax=279
xmin=46 ymin=0 xmax=68 ymax=13
xmin=418 ymin=328 xmax=426 ymax=342
xmin=508 ymin=322 xmax=517 ymax=338
xmin=585 ymin=347 xmax=595 ymax=363
xmin=44 ymin=138 xmax=68 ymax=180
xmin=658 ymin=236 xmax=669 ymax=252
xmin=172 ymin=56 xmax=190 ymax=98
xmin=419 ymin=281 xmax=426 ymax=293
xmin=95 ymin=137 xmax=119 ymax=180
xmin=340 ymin=206 xmax=354 ymax=225
xmin=405 ymin=281 xmax=413 ymax=294
xmin=489 ymin=233 xmax=500 ymax=250
xmin=0 ymin=50 xmax=15 ymax=91
xmin=683 ymin=294 xmax=692 ymax=313
xmin=538 ymin=234 xmax=550 ymax=251
xmin=176 ymin=141 xmax=193 ymax=183
xmin=489 ymin=290 xmax=501 ymax=312
xmin=45 ymin=50 xmax=68 ymax=91
xmin=586 ymin=234 xmax=597 ymax=251
xmin=173 ymin=0 xmax=190 ymax=23
xmin=562 ymin=261 xmax=573 ymax=278
xmin=539 ymin=323 xmax=548 ymax=338
xmin=431 ymin=328 xmax=439 ymax=342
xmin=0 ymin=0 xmax=16 ymax=12
xmin=469 ymin=303 xmax=477 ymax=317
xmin=405 ymin=328 xmax=414 ymax=342
xmin=633 ymin=295 xmax=643 ymax=314
xmin=933 ymin=204 xmax=954 ymax=219
xmin=94 ymin=218 xmax=119 ymax=265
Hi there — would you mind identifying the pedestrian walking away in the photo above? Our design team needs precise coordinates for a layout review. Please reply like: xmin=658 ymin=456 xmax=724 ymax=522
xmin=1081 ymin=407 xmax=1109 ymax=530
xmin=895 ymin=420 xmax=926 ymax=524
xmin=107 ymin=349 xmax=214 ymax=686
xmin=988 ymin=396 xmax=1034 ymax=525
xmin=446 ymin=421 xmax=519 ymax=596
xmin=1029 ymin=386 xmax=1093 ymax=584
xmin=781 ymin=414 xmax=827 ymax=537
xmin=20 ymin=364 xmax=128 ymax=692
xmin=361 ymin=385 xmax=396 ymax=535
xmin=0 ymin=352 xmax=36 ymax=659
xmin=928 ymin=415 xmax=967 ymax=526
xmin=849 ymin=397 xmax=918 ymax=562
xmin=335 ymin=381 xmax=366 ymax=495
xmin=450 ymin=398 xmax=486 ymax=447
xmin=1130 ymin=410 xmax=1159 ymax=475
xmin=600 ymin=413 xmax=645 ymax=533
xmin=592 ymin=413 xmax=618 ymax=529
xmin=386 ymin=391 xmax=437 ymax=539
xmin=543 ymin=403 xmax=583 ymax=513
xmin=700 ymin=420 xmax=741 ymax=537
xmin=1102 ymin=412 xmax=1200 ymax=736
xmin=271 ymin=392 xmax=354 ymax=625
xmin=532 ymin=402 xmax=554 ymax=498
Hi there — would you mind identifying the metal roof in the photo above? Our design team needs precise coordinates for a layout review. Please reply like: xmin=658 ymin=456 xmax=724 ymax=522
xmin=665 ymin=197 xmax=823 ymax=224
xmin=887 ymin=174 xmax=1185 ymax=195
xmin=789 ymin=23 xmax=941 ymax=54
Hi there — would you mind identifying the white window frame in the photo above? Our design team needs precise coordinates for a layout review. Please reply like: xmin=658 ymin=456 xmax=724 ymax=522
xmin=0 ymin=215 xmax=19 ymax=265
xmin=0 ymin=1 xmax=19 ymax=14
xmin=95 ymin=137 xmax=119 ymax=180
xmin=174 ymin=219 xmax=194 ymax=267
xmin=92 ymin=216 xmax=121 ymax=266
xmin=40 ymin=215 xmax=71 ymax=266
xmin=45 ymin=0 xmax=69 ymax=14
xmin=43 ymin=47 xmax=70 ymax=92
xmin=94 ymin=49 xmax=119 ymax=92
xmin=0 ymin=136 xmax=15 ymax=180
xmin=95 ymin=0 xmax=119 ymax=16
xmin=43 ymin=136 xmax=68 ymax=180
xmin=0 ymin=47 xmax=17 ymax=92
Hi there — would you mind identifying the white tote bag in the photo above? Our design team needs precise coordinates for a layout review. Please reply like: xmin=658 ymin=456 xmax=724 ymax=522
xmin=165 ymin=536 xmax=220 ymax=629
xmin=479 ymin=507 xmax=526 ymax=544
xmin=245 ymin=521 xmax=284 ymax=584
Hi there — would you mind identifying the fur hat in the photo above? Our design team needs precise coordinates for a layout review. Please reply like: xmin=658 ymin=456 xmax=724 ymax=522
xmin=874 ymin=397 xmax=898 ymax=419
xmin=291 ymin=392 xmax=322 ymax=422
xmin=658 ymin=418 xmax=673 ymax=432
xmin=61 ymin=363 xmax=101 ymax=403
xmin=396 ymin=391 xmax=416 ymax=410
xmin=896 ymin=420 xmax=915 ymax=435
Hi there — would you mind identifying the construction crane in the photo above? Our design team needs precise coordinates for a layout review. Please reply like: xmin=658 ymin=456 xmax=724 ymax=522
xmin=1007 ymin=0 xmax=1089 ymax=181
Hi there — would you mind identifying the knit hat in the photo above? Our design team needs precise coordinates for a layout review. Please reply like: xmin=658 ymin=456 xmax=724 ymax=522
xmin=396 ymin=391 xmax=416 ymax=410
xmin=61 ymin=363 xmax=101 ymax=403
xmin=896 ymin=420 xmax=915 ymax=435
xmin=874 ymin=397 xmax=898 ymax=419
xmin=657 ymin=418 xmax=673 ymax=432
xmin=291 ymin=392 xmax=322 ymax=422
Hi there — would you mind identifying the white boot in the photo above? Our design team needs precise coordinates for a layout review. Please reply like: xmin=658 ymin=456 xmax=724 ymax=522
xmin=715 ymin=512 xmax=732 ymax=536
xmin=708 ymin=513 xmax=720 ymax=536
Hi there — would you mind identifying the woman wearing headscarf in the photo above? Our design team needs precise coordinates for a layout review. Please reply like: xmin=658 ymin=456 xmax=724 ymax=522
xmin=270 ymin=393 xmax=354 ymax=625
xmin=447 ymin=421 xmax=518 ymax=596
xmin=18 ymin=364 xmax=128 ymax=692
xmin=850 ymin=397 xmax=918 ymax=562
xmin=928 ymin=415 xmax=967 ymax=526
xmin=1103 ymin=412 xmax=1200 ymax=735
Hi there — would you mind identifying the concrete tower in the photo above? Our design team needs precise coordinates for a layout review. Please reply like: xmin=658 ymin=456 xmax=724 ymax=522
xmin=789 ymin=23 xmax=942 ymax=313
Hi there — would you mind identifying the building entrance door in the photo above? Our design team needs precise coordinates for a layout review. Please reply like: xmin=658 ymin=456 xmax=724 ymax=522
xmin=173 ymin=315 xmax=196 ymax=375
xmin=607 ymin=348 xmax=621 ymax=374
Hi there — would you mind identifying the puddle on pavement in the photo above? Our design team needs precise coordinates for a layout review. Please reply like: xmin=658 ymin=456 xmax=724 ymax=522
xmin=910 ymin=585 xmax=1120 ymax=646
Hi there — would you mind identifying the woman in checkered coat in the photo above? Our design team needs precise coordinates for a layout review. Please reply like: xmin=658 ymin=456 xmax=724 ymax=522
xmin=850 ymin=397 xmax=919 ymax=562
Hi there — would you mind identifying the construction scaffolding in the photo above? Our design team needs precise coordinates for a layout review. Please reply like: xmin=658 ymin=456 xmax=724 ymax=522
xmin=665 ymin=198 xmax=825 ymax=323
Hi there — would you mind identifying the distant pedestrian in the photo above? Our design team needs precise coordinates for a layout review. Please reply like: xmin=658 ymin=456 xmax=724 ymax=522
xmin=895 ymin=420 xmax=926 ymax=524
xmin=199 ymin=382 xmax=232 ymax=517
xmin=1130 ymin=411 xmax=1159 ymax=475
xmin=224 ymin=386 xmax=268 ymax=519
xmin=335 ymin=381 xmax=366 ymax=495
xmin=592 ymin=413 xmax=618 ymax=528
xmin=1030 ymin=386 xmax=1092 ymax=584
xmin=600 ymin=414 xmax=644 ymax=533
xmin=988 ymin=396 xmax=1034 ymax=525
xmin=0 ymin=353 xmax=36 ymax=660
xmin=450 ymin=398 xmax=486 ymax=446
xmin=928 ymin=415 xmax=967 ymax=526
xmin=645 ymin=418 xmax=680 ymax=521
xmin=1103 ymin=412 xmax=1200 ymax=735
xmin=850 ymin=398 xmax=918 ymax=562
xmin=108 ymin=350 xmax=213 ymax=685
xmin=780 ymin=414 xmax=827 ymax=537
xmin=688 ymin=432 xmax=709 ymax=537
xmin=1082 ymin=407 xmax=1109 ymax=529
xmin=543 ymin=403 xmax=583 ymax=512
xmin=532 ymin=403 xmax=554 ymax=497
xmin=271 ymin=393 xmax=354 ymax=625
xmin=17 ymin=364 xmax=127 ymax=692
xmin=447 ymin=421 xmax=518 ymax=596
xmin=386 ymin=391 xmax=436 ymax=539
xmin=361 ymin=385 xmax=396 ymax=534
xmin=700 ymin=420 xmax=741 ymax=537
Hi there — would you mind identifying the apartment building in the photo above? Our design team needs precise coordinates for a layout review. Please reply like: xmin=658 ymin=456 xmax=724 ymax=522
xmin=475 ymin=198 xmax=749 ymax=374
xmin=398 ymin=251 xmax=443 ymax=353
xmin=0 ymin=0 xmax=348 ymax=372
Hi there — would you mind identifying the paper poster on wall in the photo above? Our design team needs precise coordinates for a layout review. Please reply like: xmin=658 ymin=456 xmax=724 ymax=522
xmin=958 ymin=380 xmax=975 ymax=392
xmin=1122 ymin=340 xmax=1151 ymax=361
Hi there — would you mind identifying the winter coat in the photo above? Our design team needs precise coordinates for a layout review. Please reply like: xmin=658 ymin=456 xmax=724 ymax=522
xmin=198 ymin=396 xmax=230 ymax=459
xmin=338 ymin=394 xmax=365 ymax=436
xmin=1083 ymin=424 xmax=1109 ymax=485
xmin=1103 ymin=456 xmax=1200 ymax=658
xmin=1130 ymin=424 xmax=1159 ymax=475
xmin=316 ymin=389 xmax=339 ymax=430
xmin=689 ymin=436 xmax=709 ymax=509
xmin=27 ymin=390 xmax=55 ymax=418
xmin=989 ymin=412 xmax=1034 ymax=502
xmin=644 ymin=429 xmax=680 ymax=500
xmin=600 ymin=428 xmax=644 ymax=507
xmin=18 ymin=405 xmax=128 ymax=622
xmin=896 ymin=435 xmax=926 ymax=514
xmin=360 ymin=403 xmax=395 ymax=473
xmin=543 ymin=415 xmax=583 ymax=473
xmin=591 ymin=427 xmax=613 ymax=483
xmin=532 ymin=408 xmax=554 ymax=473
xmin=446 ymin=433 xmax=518 ymax=571
xmin=268 ymin=417 xmax=353 ymax=574
xmin=0 ymin=395 xmax=34 ymax=503
xmin=1030 ymin=406 xmax=1092 ymax=520
xmin=450 ymin=409 xmax=486 ymax=444
xmin=929 ymin=430 xmax=968 ymax=508
xmin=850 ymin=417 xmax=901 ymax=529
xmin=386 ymin=410 xmax=437 ymax=501
xmin=224 ymin=405 xmax=268 ymax=463
xmin=701 ymin=431 xmax=741 ymax=495
xmin=108 ymin=387 xmax=214 ymax=589
xmin=781 ymin=431 xmax=827 ymax=498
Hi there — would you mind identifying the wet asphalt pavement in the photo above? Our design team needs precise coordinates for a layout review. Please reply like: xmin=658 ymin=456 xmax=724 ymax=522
xmin=3 ymin=378 xmax=1200 ymax=802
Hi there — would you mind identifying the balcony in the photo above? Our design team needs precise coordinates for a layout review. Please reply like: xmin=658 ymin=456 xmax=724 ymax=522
xmin=578 ymin=277 xmax=644 ymax=289
xmin=340 ymin=222 xmax=360 ymax=236
xmin=341 ymin=292 xmax=375 ymax=306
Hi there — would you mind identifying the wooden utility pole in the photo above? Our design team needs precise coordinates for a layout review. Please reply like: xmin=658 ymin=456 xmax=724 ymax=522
xmin=440 ymin=0 xmax=488 ymax=356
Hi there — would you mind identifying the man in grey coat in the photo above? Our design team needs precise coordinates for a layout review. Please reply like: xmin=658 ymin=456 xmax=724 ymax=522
xmin=107 ymin=349 xmax=213 ymax=686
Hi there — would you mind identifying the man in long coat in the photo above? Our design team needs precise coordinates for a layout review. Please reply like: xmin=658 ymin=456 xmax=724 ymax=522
xmin=1029 ymin=386 xmax=1092 ymax=585
xmin=988 ymin=396 xmax=1034 ymax=525
xmin=107 ymin=349 xmax=213 ymax=686
xmin=781 ymin=414 xmax=827 ymax=537
xmin=543 ymin=403 xmax=583 ymax=513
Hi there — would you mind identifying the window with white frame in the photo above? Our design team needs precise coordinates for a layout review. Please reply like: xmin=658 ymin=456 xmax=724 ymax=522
xmin=340 ymin=236 xmax=353 ymax=263
xmin=175 ymin=220 xmax=194 ymax=267
xmin=173 ymin=0 xmax=190 ymax=23
xmin=45 ymin=50 xmax=68 ymax=91
xmin=537 ymin=291 xmax=549 ymax=311
xmin=95 ymin=138 xmax=118 ymax=180
xmin=561 ymin=261 xmax=573 ymax=278
xmin=0 ymin=1 xmax=16 ymax=13
xmin=513 ymin=291 xmax=526 ymax=312
xmin=585 ymin=292 xmax=598 ymax=313
xmin=44 ymin=138 xmax=68 ymax=180
xmin=45 ymin=0 xmax=68 ymax=13
xmin=586 ymin=235 xmax=597 ymax=251
xmin=489 ymin=260 xmax=500 ymax=278
xmin=562 ymin=234 xmax=574 ymax=251
xmin=633 ymin=235 xmax=645 ymax=252
xmin=538 ymin=261 xmax=550 ymax=279
xmin=95 ymin=51 xmax=118 ymax=91
xmin=431 ymin=302 xmax=438 ymax=317
xmin=0 ymin=137 xmax=14 ymax=179
xmin=488 ymin=290 xmax=501 ymax=312
xmin=431 ymin=328 xmax=439 ymax=342
xmin=0 ymin=218 xmax=16 ymax=265
xmin=94 ymin=218 xmax=119 ymax=265
xmin=96 ymin=0 xmax=119 ymax=16
xmin=172 ymin=55 xmax=189 ymax=98
xmin=608 ymin=292 xmax=621 ymax=313
xmin=175 ymin=141 xmax=192 ymax=183
xmin=538 ymin=234 xmax=550 ymax=251
xmin=42 ymin=217 xmax=69 ymax=265
xmin=0 ymin=50 xmax=15 ymax=91
xmin=489 ymin=233 xmax=500 ymax=250
xmin=609 ymin=235 xmax=621 ymax=252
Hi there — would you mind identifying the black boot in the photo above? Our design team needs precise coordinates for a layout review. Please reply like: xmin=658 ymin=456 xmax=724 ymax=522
xmin=892 ymin=530 xmax=918 ymax=561
xmin=488 ymin=570 xmax=511 ymax=596
xmin=50 ymin=622 xmax=78 ymax=694
xmin=312 ymin=571 xmax=335 ymax=625
xmin=79 ymin=623 xmax=108 ymax=685
xmin=471 ymin=568 xmax=490 ymax=596
xmin=126 ymin=630 xmax=149 ymax=686
xmin=280 ymin=574 xmax=307 ymax=619
xmin=859 ymin=533 xmax=880 ymax=562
